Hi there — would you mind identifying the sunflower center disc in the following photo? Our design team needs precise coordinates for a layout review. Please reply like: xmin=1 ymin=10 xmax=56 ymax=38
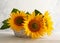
xmin=15 ymin=16 xmax=24 ymax=26
xmin=32 ymin=23 xmax=38 ymax=29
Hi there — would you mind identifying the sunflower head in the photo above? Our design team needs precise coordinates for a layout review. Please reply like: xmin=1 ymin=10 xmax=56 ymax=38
xmin=44 ymin=11 xmax=53 ymax=35
xmin=24 ymin=12 xmax=46 ymax=39
xmin=8 ymin=11 xmax=27 ymax=32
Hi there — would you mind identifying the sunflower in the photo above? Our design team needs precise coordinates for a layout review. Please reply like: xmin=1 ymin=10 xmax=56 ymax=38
xmin=44 ymin=11 xmax=53 ymax=35
xmin=8 ymin=11 xmax=27 ymax=32
xmin=24 ymin=12 xmax=46 ymax=39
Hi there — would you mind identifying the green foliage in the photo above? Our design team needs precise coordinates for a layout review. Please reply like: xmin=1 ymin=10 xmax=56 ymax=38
xmin=0 ymin=19 xmax=10 ymax=30
xmin=26 ymin=12 xmax=30 ymax=14
xmin=34 ymin=9 xmax=42 ymax=16
xmin=11 ymin=8 xmax=20 ymax=13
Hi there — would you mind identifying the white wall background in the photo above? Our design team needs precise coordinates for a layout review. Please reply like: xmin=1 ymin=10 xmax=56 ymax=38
xmin=0 ymin=0 xmax=60 ymax=36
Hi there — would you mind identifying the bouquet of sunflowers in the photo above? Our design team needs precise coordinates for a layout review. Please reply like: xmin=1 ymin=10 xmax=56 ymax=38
xmin=0 ymin=8 xmax=53 ymax=39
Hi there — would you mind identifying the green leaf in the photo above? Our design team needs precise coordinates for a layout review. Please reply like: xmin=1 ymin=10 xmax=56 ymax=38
xmin=2 ymin=19 xmax=8 ymax=23
xmin=0 ymin=19 xmax=10 ymax=30
xmin=11 ymin=8 xmax=20 ymax=13
xmin=34 ymin=9 xmax=42 ymax=16
xmin=26 ymin=12 xmax=30 ymax=15
xmin=0 ymin=23 xmax=10 ymax=30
